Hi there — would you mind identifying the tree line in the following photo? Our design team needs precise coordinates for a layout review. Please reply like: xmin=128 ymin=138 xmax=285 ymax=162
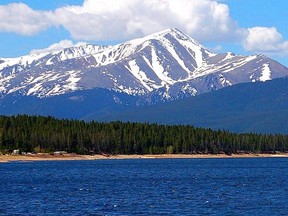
xmin=0 ymin=115 xmax=288 ymax=155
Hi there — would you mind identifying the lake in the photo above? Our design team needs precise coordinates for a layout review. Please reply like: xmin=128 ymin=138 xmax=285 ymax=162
xmin=1 ymin=158 xmax=288 ymax=215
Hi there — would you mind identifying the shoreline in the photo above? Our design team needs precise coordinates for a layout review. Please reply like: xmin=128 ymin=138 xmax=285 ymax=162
xmin=1 ymin=153 xmax=288 ymax=163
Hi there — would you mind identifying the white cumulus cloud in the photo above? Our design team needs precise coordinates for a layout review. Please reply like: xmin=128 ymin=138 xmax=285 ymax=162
xmin=54 ymin=0 xmax=243 ymax=42
xmin=0 ymin=0 xmax=243 ymax=42
xmin=0 ymin=3 xmax=56 ymax=36
xmin=0 ymin=0 xmax=287 ymax=57
xmin=243 ymin=27 xmax=288 ymax=54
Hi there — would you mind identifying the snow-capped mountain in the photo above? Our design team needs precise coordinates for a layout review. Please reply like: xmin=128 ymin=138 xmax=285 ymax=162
xmin=1 ymin=28 xmax=288 ymax=103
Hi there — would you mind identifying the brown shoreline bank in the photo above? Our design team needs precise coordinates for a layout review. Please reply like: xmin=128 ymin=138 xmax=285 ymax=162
xmin=1 ymin=153 xmax=288 ymax=163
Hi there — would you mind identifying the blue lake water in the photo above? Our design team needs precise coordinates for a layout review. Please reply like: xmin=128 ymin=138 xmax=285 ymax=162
xmin=1 ymin=158 xmax=288 ymax=215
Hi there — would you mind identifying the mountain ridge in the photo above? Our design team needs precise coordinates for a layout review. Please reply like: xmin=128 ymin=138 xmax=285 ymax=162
xmin=1 ymin=28 xmax=288 ymax=102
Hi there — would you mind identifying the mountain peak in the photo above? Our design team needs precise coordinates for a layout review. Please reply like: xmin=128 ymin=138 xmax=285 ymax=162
xmin=155 ymin=27 xmax=183 ymax=35
xmin=145 ymin=27 xmax=195 ymax=42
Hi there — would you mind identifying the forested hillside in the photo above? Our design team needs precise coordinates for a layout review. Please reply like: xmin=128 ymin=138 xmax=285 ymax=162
xmin=0 ymin=115 xmax=288 ymax=155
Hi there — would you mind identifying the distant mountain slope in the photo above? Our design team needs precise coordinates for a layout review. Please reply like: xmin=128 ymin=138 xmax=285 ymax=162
xmin=1 ymin=28 xmax=288 ymax=104
xmin=0 ymin=88 xmax=138 ymax=119
xmin=96 ymin=77 xmax=288 ymax=134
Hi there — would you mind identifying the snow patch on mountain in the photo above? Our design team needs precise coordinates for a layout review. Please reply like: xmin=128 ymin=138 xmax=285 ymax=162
xmin=127 ymin=60 xmax=153 ymax=92
xmin=150 ymin=48 xmax=175 ymax=85
xmin=260 ymin=63 xmax=272 ymax=82
xmin=160 ymin=37 xmax=191 ymax=73
xmin=0 ymin=53 xmax=46 ymax=71
xmin=181 ymin=84 xmax=198 ymax=96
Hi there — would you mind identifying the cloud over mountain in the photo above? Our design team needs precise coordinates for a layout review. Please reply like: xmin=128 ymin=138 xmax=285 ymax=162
xmin=54 ymin=0 xmax=242 ymax=42
xmin=0 ymin=0 xmax=287 ymax=57
xmin=243 ymin=27 xmax=288 ymax=54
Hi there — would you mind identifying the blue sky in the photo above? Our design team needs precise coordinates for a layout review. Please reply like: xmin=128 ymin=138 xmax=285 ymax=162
xmin=0 ymin=0 xmax=287 ymax=66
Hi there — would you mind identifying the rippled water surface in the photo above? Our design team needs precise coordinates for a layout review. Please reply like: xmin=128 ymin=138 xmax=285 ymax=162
xmin=1 ymin=158 xmax=288 ymax=215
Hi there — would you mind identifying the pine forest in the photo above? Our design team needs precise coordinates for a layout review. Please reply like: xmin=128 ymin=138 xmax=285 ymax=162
xmin=1 ymin=115 xmax=288 ymax=155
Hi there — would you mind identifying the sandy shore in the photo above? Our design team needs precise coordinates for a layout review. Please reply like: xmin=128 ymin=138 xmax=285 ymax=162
xmin=0 ymin=153 xmax=288 ymax=163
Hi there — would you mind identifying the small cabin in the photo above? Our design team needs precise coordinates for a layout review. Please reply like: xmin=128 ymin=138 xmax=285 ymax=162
xmin=54 ymin=151 xmax=67 ymax=155
xmin=12 ymin=149 xmax=20 ymax=155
